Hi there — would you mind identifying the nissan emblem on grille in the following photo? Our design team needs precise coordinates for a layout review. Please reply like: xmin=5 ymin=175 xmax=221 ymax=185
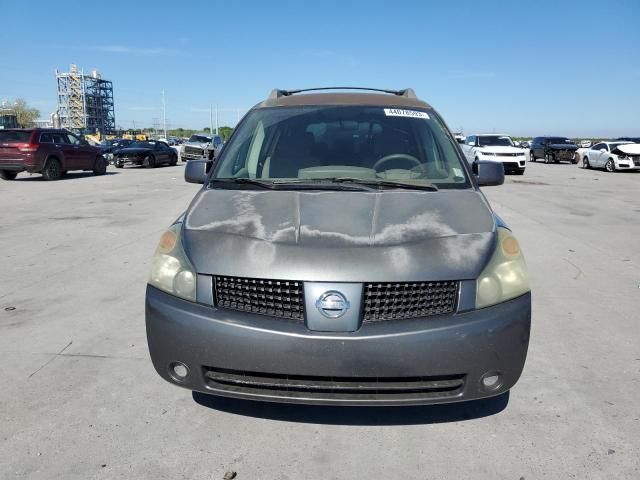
xmin=315 ymin=291 xmax=350 ymax=318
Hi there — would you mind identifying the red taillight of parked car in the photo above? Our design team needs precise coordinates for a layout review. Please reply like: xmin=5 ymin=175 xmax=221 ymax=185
xmin=16 ymin=143 xmax=39 ymax=153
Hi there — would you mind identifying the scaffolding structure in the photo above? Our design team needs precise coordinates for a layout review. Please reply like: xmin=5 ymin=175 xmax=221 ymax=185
xmin=56 ymin=64 xmax=115 ymax=134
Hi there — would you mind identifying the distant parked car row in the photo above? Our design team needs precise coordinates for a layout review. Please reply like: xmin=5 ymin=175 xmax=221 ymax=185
xmin=0 ymin=128 xmax=181 ymax=181
xmin=182 ymin=133 xmax=224 ymax=161
xmin=113 ymin=140 xmax=178 ymax=168
xmin=580 ymin=142 xmax=640 ymax=172
xmin=529 ymin=137 xmax=579 ymax=164
xmin=460 ymin=134 xmax=527 ymax=175
xmin=0 ymin=128 xmax=107 ymax=181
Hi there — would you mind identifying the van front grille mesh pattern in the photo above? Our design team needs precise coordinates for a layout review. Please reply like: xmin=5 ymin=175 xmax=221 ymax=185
xmin=213 ymin=276 xmax=304 ymax=320
xmin=213 ymin=277 xmax=458 ymax=321
xmin=363 ymin=281 xmax=458 ymax=321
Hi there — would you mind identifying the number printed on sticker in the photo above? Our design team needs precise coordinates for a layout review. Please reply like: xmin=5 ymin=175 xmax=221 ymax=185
xmin=383 ymin=108 xmax=430 ymax=119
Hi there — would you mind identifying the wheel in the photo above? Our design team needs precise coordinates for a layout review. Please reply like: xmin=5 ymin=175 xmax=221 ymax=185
xmin=143 ymin=155 xmax=156 ymax=169
xmin=115 ymin=162 xmax=124 ymax=169
xmin=605 ymin=158 xmax=616 ymax=172
xmin=169 ymin=154 xmax=178 ymax=166
xmin=93 ymin=156 xmax=107 ymax=175
xmin=0 ymin=170 xmax=18 ymax=180
xmin=529 ymin=151 xmax=535 ymax=162
xmin=544 ymin=153 xmax=552 ymax=164
xmin=583 ymin=157 xmax=591 ymax=169
xmin=571 ymin=154 xmax=579 ymax=164
xmin=41 ymin=158 xmax=62 ymax=181
xmin=514 ymin=170 xmax=525 ymax=175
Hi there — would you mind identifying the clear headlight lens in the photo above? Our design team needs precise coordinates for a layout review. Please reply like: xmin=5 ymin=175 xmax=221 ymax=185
xmin=149 ymin=223 xmax=196 ymax=302
xmin=476 ymin=227 xmax=530 ymax=309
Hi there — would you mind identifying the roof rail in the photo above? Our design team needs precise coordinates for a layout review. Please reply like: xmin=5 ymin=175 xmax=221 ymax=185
xmin=268 ymin=87 xmax=417 ymax=99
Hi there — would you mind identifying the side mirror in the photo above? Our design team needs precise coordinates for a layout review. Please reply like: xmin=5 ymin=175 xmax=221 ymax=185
xmin=475 ymin=160 xmax=504 ymax=186
xmin=81 ymin=139 xmax=89 ymax=146
xmin=184 ymin=160 xmax=209 ymax=184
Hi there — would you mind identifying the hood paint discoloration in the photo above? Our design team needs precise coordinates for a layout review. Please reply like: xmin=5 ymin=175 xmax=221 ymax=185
xmin=183 ymin=189 xmax=497 ymax=282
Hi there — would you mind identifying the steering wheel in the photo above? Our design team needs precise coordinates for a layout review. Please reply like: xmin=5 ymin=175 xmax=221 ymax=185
xmin=372 ymin=153 xmax=422 ymax=172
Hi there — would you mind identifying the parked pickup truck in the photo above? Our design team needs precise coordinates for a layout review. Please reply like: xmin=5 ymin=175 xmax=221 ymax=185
xmin=0 ymin=128 xmax=107 ymax=181
xmin=461 ymin=134 xmax=527 ymax=175
xmin=530 ymin=137 xmax=579 ymax=164
xmin=182 ymin=133 xmax=224 ymax=161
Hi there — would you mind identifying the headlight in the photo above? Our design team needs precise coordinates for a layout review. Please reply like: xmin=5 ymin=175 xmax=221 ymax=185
xmin=148 ymin=223 xmax=196 ymax=301
xmin=476 ymin=227 xmax=530 ymax=309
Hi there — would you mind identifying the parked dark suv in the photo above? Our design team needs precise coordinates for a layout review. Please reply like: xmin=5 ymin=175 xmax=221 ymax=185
xmin=0 ymin=128 xmax=107 ymax=180
xmin=529 ymin=136 xmax=579 ymax=164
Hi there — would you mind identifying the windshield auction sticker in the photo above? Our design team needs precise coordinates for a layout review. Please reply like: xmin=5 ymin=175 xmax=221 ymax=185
xmin=383 ymin=108 xmax=430 ymax=119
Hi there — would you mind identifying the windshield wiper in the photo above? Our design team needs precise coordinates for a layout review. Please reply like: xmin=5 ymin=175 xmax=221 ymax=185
xmin=330 ymin=177 xmax=438 ymax=191
xmin=210 ymin=178 xmax=371 ymax=191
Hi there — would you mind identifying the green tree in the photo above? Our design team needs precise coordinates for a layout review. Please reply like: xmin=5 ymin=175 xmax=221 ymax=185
xmin=12 ymin=98 xmax=40 ymax=128
xmin=219 ymin=126 xmax=233 ymax=140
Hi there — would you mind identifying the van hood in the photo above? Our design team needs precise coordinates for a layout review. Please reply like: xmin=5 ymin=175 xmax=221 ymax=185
xmin=183 ymin=189 xmax=497 ymax=282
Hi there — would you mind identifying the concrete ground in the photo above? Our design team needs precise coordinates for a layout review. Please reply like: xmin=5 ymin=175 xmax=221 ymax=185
xmin=1 ymin=161 xmax=638 ymax=479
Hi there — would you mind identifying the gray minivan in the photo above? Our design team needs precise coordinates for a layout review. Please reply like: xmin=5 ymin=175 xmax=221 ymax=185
xmin=146 ymin=87 xmax=531 ymax=406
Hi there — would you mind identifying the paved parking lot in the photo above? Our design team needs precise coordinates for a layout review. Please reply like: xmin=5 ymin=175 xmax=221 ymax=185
xmin=1 ymin=162 xmax=639 ymax=479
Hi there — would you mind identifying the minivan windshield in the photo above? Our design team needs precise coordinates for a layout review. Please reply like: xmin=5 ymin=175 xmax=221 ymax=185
xmin=477 ymin=135 xmax=514 ymax=147
xmin=212 ymin=106 xmax=470 ymax=189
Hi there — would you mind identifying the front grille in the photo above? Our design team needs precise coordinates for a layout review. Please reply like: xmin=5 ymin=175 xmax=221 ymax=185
xmin=204 ymin=366 xmax=465 ymax=401
xmin=495 ymin=152 xmax=520 ymax=157
xmin=214 ymin=276 xmax=304 ymax=320
xmin=184 ymin=146 xmax=204 ymax=157
xmin=363 ymin=281 xmax=458 ymax=322
xmin=502 ymin=161 xmax=520 ymax=170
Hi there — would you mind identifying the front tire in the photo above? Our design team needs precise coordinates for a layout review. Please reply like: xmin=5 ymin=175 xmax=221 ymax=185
xmin=583 ymin=157 xmax=591 ymax=169
xmin=529 ymin=151 xmax=536 ymax=162
xmin=0 ymin=170 xmax=18 ymax=180
xmin=41 ymin=158 xmax=62 ymax=181
xmin=605 ymin=158 xmax=616 ymax=172
xmin=169 ymin=154 xmax=178 ymax=166
xmin=544 ymin=153 xmax=552 ymax=164
xmin=143 ymin=155 xmax=156 ymax=169
xmin=93 ymin=156 xmax=107 ymax=175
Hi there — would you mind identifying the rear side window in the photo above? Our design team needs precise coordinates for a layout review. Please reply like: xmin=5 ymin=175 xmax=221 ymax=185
xmin=52 ymin=133 xmax=67 ymax=144
xmin=0 ymin=131 xmax=31 ymax=142
xmin=40 ymin=133 xmax=53 ymax=143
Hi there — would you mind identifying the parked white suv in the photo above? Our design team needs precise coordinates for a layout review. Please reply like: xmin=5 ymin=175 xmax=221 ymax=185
xmin=462 ymin=134 xmax=527 ymax=175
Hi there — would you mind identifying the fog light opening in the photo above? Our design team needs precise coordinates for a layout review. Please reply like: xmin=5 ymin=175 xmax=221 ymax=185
xmin=169 ymin=362 xmax=189 ymax=382
xmin=481 ymin=372 xmax=503 ymax=391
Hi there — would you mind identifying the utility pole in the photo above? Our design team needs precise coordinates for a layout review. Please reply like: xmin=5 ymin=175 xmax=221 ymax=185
xmin=215 ymin=105 xmax=219 ymax=135
xmin=209 ymin=104 xmax=213 ymax=136
xmin=162 ymin=89 xmax=167 ymax=139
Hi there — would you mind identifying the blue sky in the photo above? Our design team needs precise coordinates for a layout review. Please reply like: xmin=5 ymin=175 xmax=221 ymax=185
xmin=1 ymin=0 xmax=638 ymax=137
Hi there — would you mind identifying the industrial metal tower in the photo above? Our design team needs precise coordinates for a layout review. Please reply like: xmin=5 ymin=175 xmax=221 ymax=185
xmin=56 ymin=64 xmax=115 ymax=134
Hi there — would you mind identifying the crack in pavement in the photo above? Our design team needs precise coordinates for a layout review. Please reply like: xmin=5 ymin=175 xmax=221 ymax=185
xmin=28 ymin=341 xmax=73 ymax=378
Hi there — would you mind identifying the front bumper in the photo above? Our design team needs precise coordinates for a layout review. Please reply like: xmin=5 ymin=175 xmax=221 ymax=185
xmin=615 ymin=158 xmax=640 ymax=170
xmin=114 ymin=156 xmax=142 ymax=166
xmin=146 ymin=285 xmax=531 ymax=406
